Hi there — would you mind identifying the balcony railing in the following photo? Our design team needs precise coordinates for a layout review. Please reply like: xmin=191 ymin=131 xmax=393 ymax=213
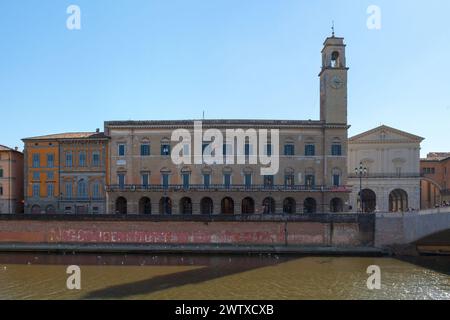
xmin=60 ymin=197 xmax=106 ymax=202
xmin=106 ymin=184 xmax=351 ymax=193
xmin=348 ymin=173 xmax=421 ymax=179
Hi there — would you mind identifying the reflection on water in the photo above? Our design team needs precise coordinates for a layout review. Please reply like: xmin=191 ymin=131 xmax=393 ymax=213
xmin=0 ymin=253 xmax=449 ymax=300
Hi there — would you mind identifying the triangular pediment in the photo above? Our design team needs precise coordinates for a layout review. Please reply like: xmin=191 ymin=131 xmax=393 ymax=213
xmin=349 ymin=125 xmax=424 ymax=143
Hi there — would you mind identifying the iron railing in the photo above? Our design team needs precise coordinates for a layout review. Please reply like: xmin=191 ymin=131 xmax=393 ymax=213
xmin=106 ymin=184 xmax=351 ymax=193
xmin=348 ymin=173 xmax=421 ymax=179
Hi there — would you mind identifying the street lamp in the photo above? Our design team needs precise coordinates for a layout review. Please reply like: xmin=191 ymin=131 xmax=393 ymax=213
xmin=355 ymin=162 xmax=367 ymax=213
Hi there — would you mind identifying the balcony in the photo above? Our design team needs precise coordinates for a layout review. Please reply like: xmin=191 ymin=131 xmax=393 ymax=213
xmin=348 ymin=173 xmax=421 ymax=179
xmin=106 ymin=184 xmax=351 ymax=193
xmin=59 ymin=197 xmax=106 ymax=202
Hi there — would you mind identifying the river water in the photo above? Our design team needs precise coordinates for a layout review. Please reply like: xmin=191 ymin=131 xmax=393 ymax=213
xmin=0 ymin=253 xmax=448 ymax=300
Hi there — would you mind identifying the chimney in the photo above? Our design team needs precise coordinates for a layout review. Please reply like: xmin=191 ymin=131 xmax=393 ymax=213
xmin=96 ymin=128 xmax=100 ymax=133
xmin=15 ymin=147 xmax=18 ymax=151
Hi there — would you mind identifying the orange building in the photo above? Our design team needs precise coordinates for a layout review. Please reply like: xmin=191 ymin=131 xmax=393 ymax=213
xmin=420 ymin=152 xmax=450 ymax=209
xmin=0 ymin=145 xmax=24 ymax=213
xmin=23 ymin=131 xmax=109 ymax=214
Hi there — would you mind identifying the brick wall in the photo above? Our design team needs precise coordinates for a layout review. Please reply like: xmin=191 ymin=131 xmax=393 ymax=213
xmin=0 ymin=216 xmax=374 ymax=247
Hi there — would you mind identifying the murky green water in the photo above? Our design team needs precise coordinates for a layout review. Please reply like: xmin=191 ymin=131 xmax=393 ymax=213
xmin=0 ymin=253 xmax=449 ymax=300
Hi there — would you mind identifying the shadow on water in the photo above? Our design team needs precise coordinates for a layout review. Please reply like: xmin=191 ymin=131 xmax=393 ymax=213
xmin=0 ymin=252 xmax=294 ymax=299
xmin=396 ymin=229 xmax=450 ymax=276
xmin=395 ymin=256 xmax=450 ymax=276
xmin=82 ymin=255 xmax=292 ymax=299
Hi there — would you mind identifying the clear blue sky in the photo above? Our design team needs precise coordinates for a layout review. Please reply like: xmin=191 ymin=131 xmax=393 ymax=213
xmin=1 ymin=0 xmax=449 ymax=157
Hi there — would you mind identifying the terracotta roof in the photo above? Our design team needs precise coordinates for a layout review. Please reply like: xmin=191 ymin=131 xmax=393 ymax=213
xmin=0 ymin=144 xmax=22 ymax=153
xmin=422 ymin=152 xmax=450 ymax=162
xmin=22 ymin=132 xmax=108 ymax=141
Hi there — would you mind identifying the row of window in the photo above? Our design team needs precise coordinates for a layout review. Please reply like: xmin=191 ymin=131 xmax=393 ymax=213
xmin=32 ymin=171 xmax=55 ymax=181
xmin=31 ymin=152 xmax=102 ymax=168
xmin=32 ymin=154 xmax=55 ymax=168
xmin=117 ymin=172 xmax=341 ymax=188
xmin=64 ymin=152 xmax=101 ymax=168
xmin=117 ymin=143 xmax=343 ymax=157
xmin=31 ymin=181 xmax=102 ymax=199
xmin=423 ymin=167 xmax=436 ymax=175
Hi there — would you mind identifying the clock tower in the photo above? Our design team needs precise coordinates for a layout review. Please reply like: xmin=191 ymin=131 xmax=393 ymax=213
xmin=319 ymin=35 xmax=348 ymax=124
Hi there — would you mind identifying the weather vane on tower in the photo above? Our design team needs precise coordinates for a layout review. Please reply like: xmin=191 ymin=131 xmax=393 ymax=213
xmin=332 ymin=21 xmax=335 ymax=37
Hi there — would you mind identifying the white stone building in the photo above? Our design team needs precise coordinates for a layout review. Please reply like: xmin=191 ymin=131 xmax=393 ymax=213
xmin=348 ymin=125 xmax=423 ymax=213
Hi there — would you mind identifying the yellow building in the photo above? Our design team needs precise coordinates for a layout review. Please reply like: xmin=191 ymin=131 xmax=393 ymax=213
xmin=23 ymin=131 xmax=109 ymax=214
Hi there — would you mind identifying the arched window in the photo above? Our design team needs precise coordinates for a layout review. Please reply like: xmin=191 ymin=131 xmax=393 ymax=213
xmin=31 ymin=205 xmax=41 ymax=214
xmin=242 ymin=197 xmax=255 ymax=214
xmin=180 ymin=197 xmax=193 ymax=215
xmin=283 ymin=198 xmax=296 ymax=214
xmin=115 ymin=197 xmax=127 ymax=214
xmin=46 ymin=205 xmax=56 ymax=214
xmin=303 ymin=198 xmax=317 ymax=214
xmin=262 ymin=197 xmax=276 ymax=214
xmin=331 ymin=51 xmax=340 ymax=68
xmin=221 ymin=197 xmax=234 ymax=214
xmin=330 ymin=198 xmax=344 ymax=213
xmin=200 ymin=197 xmax=214 ymax=215
xmin=139 ymin=197 xmax=151 ymax=214
xmin=389 ymin=189 xmax=409 ymax=212
xmin=159 ymin=197 xmax=172 ymax=214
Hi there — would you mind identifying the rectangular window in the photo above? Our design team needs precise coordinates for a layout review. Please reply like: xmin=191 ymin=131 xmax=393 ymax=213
xmin=396 ymin=167 xmax=402 ymax=176
xmin=182 ymin=173 xmax=190 ymax=189
xmin=162 ymin=174 xmax=169 ymax=189
xmin=66 ymin=153 xmax=73 ymax=167
xmin=0 ymin=186 xmax=3 ymax=196
xmin=333 ymin=174 xmax=340 ymax=187
xmin=118 ymin=144 xmax=126 ymax=156
xmin=284 ymin=144 xmax=295 ymax=156
xmin=244 ymin=174 xmax=252 ymax=188
xmin=264 ymin=175 xmax=274 ymax=188
xmin=305 ymin=145 xmax=315 ymax=156
xmin=142 ymin=173 xmax=149 ymax=187
xmin=224 ymin=174 xmax=231 ymax=189
xmin=33 ymin=171 xmax=40 ymax=181
xmin=92 ymin=152 xmax=100 ymax=167
xmin=0 ymin=168 xmax=3 ymax=178
xmin=32 ymin=184 xmax=40 ymax=197
xmin=183 ymin=144 xmax=190 ymax=157
xmin=244 ymin=143 xmax=251 ymax=156
xmin=285 ymin=175 xmax=295 ymax=187
xmin=47 ymin=183 xmax=54 ymax=197
xmin=161 ymin=144 xmax=171 ymax=156
xmin=92 ymin=184 xmax=100 ymax=198
xmin=203 ymin=174 xmax=211 ymax=188
xmin=65 ymin=183 xmax=72 ymax=199
xmin=141 ymin=144 xmax=150 ymax=156
xmin=32 ymin=154 xmax=40 ymax=168
xmin=305 ymin=175 xmax=315 ymax=187
xmin=47 ymin=154 xmax=54 ymax=168
xmin=47 ymin=171 xmax=54 ymax=180
xmin=118 ymin=173 xmax=125 ymax=189
xmin=265 ymin=144 xmax=272 ymax=156
xmin=202 ymin=142 xmax=211 ymax=154
xmin=79 ymin=152 xmax=86 ymax=167
xmin=331 ymin=144 xmax=342 ymax=156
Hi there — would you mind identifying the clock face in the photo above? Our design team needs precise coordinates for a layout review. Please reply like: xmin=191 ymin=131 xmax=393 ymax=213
xmin=330 ymin=76 xmax=344 ymax=89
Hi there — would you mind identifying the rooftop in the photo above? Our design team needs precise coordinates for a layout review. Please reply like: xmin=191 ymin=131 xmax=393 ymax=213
xmin=22 ymin=132 xmax=108 ymax=141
